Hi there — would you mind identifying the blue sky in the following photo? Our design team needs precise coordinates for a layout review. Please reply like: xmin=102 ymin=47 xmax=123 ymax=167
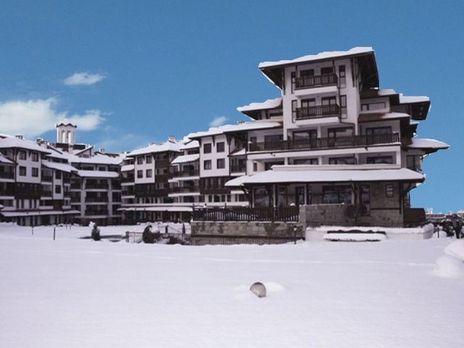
xmin=0 ymin=0 xmax=462 ymax=212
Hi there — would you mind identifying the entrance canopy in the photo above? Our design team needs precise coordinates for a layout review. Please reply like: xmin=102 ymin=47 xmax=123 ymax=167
xmin=225 ymin=167 xmax=424 ymax=187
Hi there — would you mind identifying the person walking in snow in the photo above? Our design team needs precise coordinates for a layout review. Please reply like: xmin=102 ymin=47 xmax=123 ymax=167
xmin=451 ymin=214 xmax=462 ymax=239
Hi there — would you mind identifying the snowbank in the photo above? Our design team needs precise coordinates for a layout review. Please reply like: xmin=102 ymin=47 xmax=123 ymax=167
xmin=433 ymin=239 xmax=464 ymax=278
xmin=307 ymin=224 xmax=434 ymax=241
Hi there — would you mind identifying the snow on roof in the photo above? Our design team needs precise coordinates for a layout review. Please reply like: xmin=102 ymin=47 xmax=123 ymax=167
xmin=180 ymin=140 xmax=199 ymax=150
xmin=408 ymin=138 xmax=449 ymax=150
xmin=225 ymin=167 xmax=424 ymax=186
xmin=237 ymin=97 xmax=282 ymax=113
xmin=171 ymin=154 xmax=199 ymax=164
xmin=187 ymin=121 xmax=281 ymax=139
xmin=399 ymin=95 xmax=430 ymax=104
xmin=69 ymin=153 xmax=125 ymax=165
xmin=230 ymin=148 xmax=246 ymax=157
xmin=0 ymin=153 xmax=14 ymax=165
xmin=359 ymin=112 xmax=410 ymax=122
xmin=77 ymin=170 xmax=119 ymax=178
xmin=121 ymin=164 xmax=135 ymax=172
xmin=128 ymin=140 xmax=182 ymax=157
xmin=43 ymin=161 xmax=77 ymax=173
xmin=0 ymin=209 xmax=80 ymax=217
xmin=0 ymin=135 xmax=51 ymax=153
xmin=258 ymin=47 xmax=374 ymax=68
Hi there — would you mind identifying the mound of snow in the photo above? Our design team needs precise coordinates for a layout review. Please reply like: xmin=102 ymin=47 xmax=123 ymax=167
xmin=444 ymin=239 xmax=464 ymax=261
xmin=433 ymin=255 xmax=464 ymax=278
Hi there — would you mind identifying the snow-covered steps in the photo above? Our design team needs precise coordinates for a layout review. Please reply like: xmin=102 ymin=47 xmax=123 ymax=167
xmin=323 ymin=231 xmax=386 ymax=242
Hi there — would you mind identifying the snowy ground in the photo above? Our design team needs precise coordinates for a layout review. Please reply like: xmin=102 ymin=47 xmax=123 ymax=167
xmin=1 ymin=223 xmax=463 ymax=348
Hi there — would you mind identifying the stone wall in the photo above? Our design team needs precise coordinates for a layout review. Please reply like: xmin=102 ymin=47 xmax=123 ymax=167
xmin=191 ymin=221 xmax=304 ymax=245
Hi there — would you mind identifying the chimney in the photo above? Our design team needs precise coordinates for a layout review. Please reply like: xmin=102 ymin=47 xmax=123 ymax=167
xmin=168 ymin=136 xmax=176 ymax=143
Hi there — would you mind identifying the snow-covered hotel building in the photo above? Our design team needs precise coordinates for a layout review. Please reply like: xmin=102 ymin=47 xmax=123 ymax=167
xmin=0 ymin=47 xmax=448 ymax=229
xmin=217 ymin=47 xmax=448 ymax=227
xmin=0 ymin=124 xmax=124 ymax=226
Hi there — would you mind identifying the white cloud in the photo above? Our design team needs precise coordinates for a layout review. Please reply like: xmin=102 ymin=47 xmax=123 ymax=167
xmin=0 ymin=98 xmax=104 ymax=138
xmin=209 ymin=116 xmax=227 ymax=127
xmin=64 ymin=72 xmax=106 ymax=86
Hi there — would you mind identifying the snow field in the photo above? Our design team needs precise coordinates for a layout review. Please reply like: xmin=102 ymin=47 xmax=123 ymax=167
xmin=0 ymin=224 xmax=463 ymax=347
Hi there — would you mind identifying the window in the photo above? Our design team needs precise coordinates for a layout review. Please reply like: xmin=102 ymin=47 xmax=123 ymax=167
xmin=137 ymin=157 xmax=143 ymax=165
xmin=300 ymin=69 xmax=314 ymax=77
xmin=55 ymin=185 xmax=61 ymax=194
xmin=407 ymin=155 xmax=421 ymax=172
xmin=292 ymin=130 xmax=317 ymax=148
xmin=290 ymin=71 xmax=296 ymax=93
xmin=32 ymin=168 xmax=39 ymax=177
xmin=146 ymin=156 xmax=152 ymax=164
xmin=55 ymin=171 xmax=62 ymax=179
xmin=338 ymin=65 xmax=346 ymax=88
xmin=146 ymin=169 xmax=152 ymax=178
xmin=321 ymin=67 xmax=333 ymax=75
xmin=365 ymin=127 xmax=393 ymax=144
xmin=385 ymin=184 xmax=394 ymax=198
xmin=217 ymin=158 xmax=225 ymax=169
xmin=31 ymin=152 xmax=39 ymax=162
xmin=137 ymin=170 xmax=143 ymax=178
xmin=329 ymin=157 xmax=356 ymax=165
xmin=216 ymin=142 xmax=225 ymax=153
xmin=360 ymin=185 xmax=370 ymax=215
xmin=18 ymin=151 xmax=26 ymax=160
xmin=340 ymin=95 xmax=347 ymax=118
xmin=322 ymin=185 xmax=352 ymax=204
xmin=291 ymin=100 xmax=297 ymax=119
xmin=321 ymin=96 xmax=337 ymax=106
xmin=203 ymin=143 xmax=212 ymax=154
xmin=204 ymin=160 xmax=212 ymax=170
xmin=292 ymin=158 xmax=318 ymax=165
xmin=253 ymin=162 xmax=258 ymax=172
xmin=366 ymin=156 xmax=394 ymax=164
xmin=301 ymin=98 xmax=316 ymax=108
xmin=19 ymin=166 xmax=26 ymax=176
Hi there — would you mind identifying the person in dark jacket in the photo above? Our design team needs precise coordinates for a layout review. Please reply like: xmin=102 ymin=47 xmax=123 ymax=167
xmin=142 ymin=224 xmax=156 ymax=244
xmin=451 ymin=214 xmax=462 ymax=239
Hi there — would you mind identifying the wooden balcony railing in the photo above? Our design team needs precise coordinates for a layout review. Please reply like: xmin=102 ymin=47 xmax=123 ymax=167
xmin=85 ymin=184 xmax=108 ymax=190
xmin=249 ymin=133 xmax=400 ymax=152
xmin=295 ymin=104 xmax=340 ymax=120
xmin=170 ymin=169 xmax=200 ymax=178
xmin=200 ymin=187 xmax=231 ymax=195
xmin=85 ymin=196 xmax=109 ymax=203
xmin=294 ymin=73 xmax=338 ymax=90
xmin=230 ymin=164 xmax=246 ymax=173
xmin=193 ymin=206 xmax=299 ymax=222
xmin=170 ymin=186 xmax=200 ymax=194
xmin=0 ymin=172 xmax=14 ymax=179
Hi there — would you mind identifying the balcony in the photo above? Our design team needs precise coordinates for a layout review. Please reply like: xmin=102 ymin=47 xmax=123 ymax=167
xmin=85 ymin=196 xmax=109 ymax=203
xmin=42 ymin=175 xmax=53 ymax=182
xmin=249 ymin=133 xmax=400 ymax=152
xmin=0 ymin=172 xmax=14 ymax=179
xmin=85 ymin=184 xmax=109 ymax=190
xmin=295 ymin=104 xmax=340 ymax=120
xmin=200 ymin=187 xmax=231 ymax=195
xmin=294 ymin=73 xmax=338 ymax=90
xmin=85 ymin=209 xmax=109 ymax=216
xmin=170 ymin=186 xmax=200 ymax=194
xmin=230 ymin=164 xmax=246 ymax=173
xmin=170 ymin=169 xmax=199 ymax=178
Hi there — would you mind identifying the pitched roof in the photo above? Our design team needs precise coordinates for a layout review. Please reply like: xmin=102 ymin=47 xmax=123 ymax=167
xmin=127 ymin=140 xmax=182 ymax=157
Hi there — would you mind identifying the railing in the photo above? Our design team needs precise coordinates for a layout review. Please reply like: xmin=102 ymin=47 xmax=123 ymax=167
xmin=249 ymin=133 xmax=400 ymax=152
xmin=193 ymin=206 xmax=299 ymax=222
xmin=170 ymin=169 xmax=200 ymax=177
xmin=200 ymin=187 xmax=231 ymax=195
xmin=42 ymin=176 xmax=53 ymax=182
xmin=170 ymin=186 xmax=200 ymax=193
xmin=85 ymin=184 xmax=108 ymax=190
xmin=41 ymin=191 xmax=53 ymax=197
xmin=294 ymin=73 xmax=338 ymax=90
xmin=404 ymin=208 xmax=426 ymax=227
xmin=85 ymin=196 xmax=109 ymax=203
xmin=121 ymin=176 xmax=134 ymax=183
xmin=295 ymin=104 xmax=340 ymax=120
xmin=85 ymin=209 xmax=109 ymax=216
xmin=0 ymin=188 xmax=15 ymax=196
xmin=0 ymin=172 xmax=14 ymax=179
